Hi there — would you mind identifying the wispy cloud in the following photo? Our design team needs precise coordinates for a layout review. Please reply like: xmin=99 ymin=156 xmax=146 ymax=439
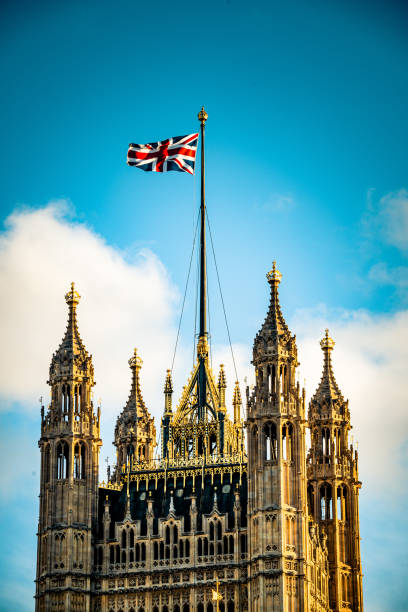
xmin=363 ymin=188 xmax=408 ymax=252
xmin=258 ymin=193 xmax=295 ymax=213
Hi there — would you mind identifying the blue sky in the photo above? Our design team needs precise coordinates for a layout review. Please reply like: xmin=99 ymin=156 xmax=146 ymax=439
xmin=1 ymin=1 xmax=407 ymax=610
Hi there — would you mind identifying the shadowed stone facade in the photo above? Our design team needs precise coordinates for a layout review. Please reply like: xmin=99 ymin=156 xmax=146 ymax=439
xmin=35 ymin=265 xmax=363 ymax=611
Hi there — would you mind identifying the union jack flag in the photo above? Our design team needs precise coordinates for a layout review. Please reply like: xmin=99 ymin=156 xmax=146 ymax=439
xmin=127 ymin=133 xmax=199 ymax=175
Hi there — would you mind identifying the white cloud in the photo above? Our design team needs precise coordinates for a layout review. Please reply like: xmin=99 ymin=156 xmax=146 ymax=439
xmin=0 ymin=203 xmax=180 ymax=421
xmin=1 ymin=203 xmax=406 ymax=499
xmin=291 ymin=306 xmax=408 ymax=497
xmin=0 ymin=204 xmax=252 ymax=475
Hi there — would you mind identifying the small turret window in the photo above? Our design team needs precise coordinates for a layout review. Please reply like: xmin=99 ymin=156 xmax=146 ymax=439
xmin=322 ymin=428 xmax=331 ymax=462
xmin=282 ymin=423 xmax=293 ymax=461
xmin=307 ymin=484 xmax=314 ymax=517
xmin=44 ymin=445 xmax=50 ymax=483
xmin=217 ymin=521 xmax=222 ymax=541
xmin=263 ymin=422 xmax=277 ymax=461
xmin=320 ymin=484 xmax=332 ymax=520
xmin=73 ymin=443 xmax=86 ymax=479
xmin=56 ymin=441 xmax=69 ymax=479
xmin=127 ymin=444 xmax=134 ymax=465
xmin=252 ymin=425 xmax=258 ymax=461
xmin=62 ymin=384 xmax=70 ymax=420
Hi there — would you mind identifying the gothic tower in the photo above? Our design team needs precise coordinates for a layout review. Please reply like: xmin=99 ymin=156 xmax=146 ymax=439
xmin=113 ymin=348 xmax=156 ymax=480
xmin=247 ymin=263 xmax=330 ymax=612
xmin=307 ymin=330 xmax=363 ymax=612
xmin=35 ymin=284 xmax=101 ymax=612
xmin=247 ymin=262 xmax=309 ymax=611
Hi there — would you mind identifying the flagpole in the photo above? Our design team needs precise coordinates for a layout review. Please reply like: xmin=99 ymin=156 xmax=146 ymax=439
xmin=216 ymin=577 xmax=220 ymax=612
xmin=198 ymin=106 xmax=208 ymax=341
xmin=197 ymin=107 xmax=208 ymax=422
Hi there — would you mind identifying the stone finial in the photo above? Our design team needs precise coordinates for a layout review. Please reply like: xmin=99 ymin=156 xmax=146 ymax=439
xmin=320 ymin=329 xmax=335 ymax=352
xmin=129 ymin=347 xmax=143 ymax=370
xmin=266 ymin=260 xmax=282 ymax=285
xmin=65 ymin=281 xmax=81 ymax=307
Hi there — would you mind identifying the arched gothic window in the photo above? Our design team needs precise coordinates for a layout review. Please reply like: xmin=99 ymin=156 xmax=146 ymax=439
xmin=282 ymin=423 xmax=293 ymax=461
xmin=320 ymin=484 xmax=333 ymax=520
xmin=322 ymin=428 xmax=330 ymax=463
xmin=217 ymin=521 xmax=222 ymax=541
xmin=263 ymin=422 xmax=277 ymax=461
xmin=73 ymin=443 xmax=86 ymax=479
xmin=62 ymin=384 xmax=70 ymax=418
xmin=56 ymin=441 xmax=68 ymax=479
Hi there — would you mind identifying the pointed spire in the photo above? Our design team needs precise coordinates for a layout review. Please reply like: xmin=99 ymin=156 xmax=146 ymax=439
xmin=53 ymin=282 xmax=88 ymax=360
xmin=311 ymin=330 xmax=343 ymax=404
xmin=253 ymin=261 xmax=295 ymax=366
xmin=125 ymin=348 xmax=147 ymax=418
xmin=263 ymin=261 xmax=290 ymax=337
xmin=233 ymin=381 xmax=242 ymax=423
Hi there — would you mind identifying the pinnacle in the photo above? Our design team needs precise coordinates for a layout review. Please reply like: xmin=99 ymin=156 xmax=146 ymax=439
xmin=256 ymin=261 xmax=290 ymax=343
xmin=119 ymin=349 xmax=148 ymax=426
xmin=218 ymin=364 xmax=227 ymax=389
xmin=233 ymin=381 xmax=242 ymax=405
xmin=164 ymin=369 xmax=173 ymax=394
xmin=52 ymin=282 xmax=88 ymax=363
xmin=311 ymin=329 xmax=343 ymax=405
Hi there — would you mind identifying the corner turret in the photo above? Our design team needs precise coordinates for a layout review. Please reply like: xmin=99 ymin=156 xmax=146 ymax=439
xmin=114 ymin=349 xmax=156 ymax=479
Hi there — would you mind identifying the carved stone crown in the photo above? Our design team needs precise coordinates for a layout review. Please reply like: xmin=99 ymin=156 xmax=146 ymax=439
xmin=266 ymin=261 xmax=282 ymax=285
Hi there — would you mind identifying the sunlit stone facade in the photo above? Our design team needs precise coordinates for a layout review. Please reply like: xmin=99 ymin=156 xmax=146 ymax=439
xmin=35 ymin=265 xmax=363 ymax=611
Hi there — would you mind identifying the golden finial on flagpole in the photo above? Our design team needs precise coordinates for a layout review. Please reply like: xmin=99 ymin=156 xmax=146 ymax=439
xmin=198 ymin=106 xmax=208 ymax=125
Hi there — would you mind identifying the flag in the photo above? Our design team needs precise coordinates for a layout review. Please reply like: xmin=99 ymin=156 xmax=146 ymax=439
xmin=127 ymin=133 xmax=199 ymax=175
xmin=212 ymin=590 xmax=222 ymax=601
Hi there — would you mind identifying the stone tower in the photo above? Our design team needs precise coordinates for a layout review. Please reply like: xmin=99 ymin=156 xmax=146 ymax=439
xmin=35 ymin=284 xmax=101 ymax=612
xmin=113 ymin=348 xmax=156 ymax=480
xmin=247 ymin=263 xmax=330 ymax=611
xmin=307 ymin=330 xmax=363 ymax=611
